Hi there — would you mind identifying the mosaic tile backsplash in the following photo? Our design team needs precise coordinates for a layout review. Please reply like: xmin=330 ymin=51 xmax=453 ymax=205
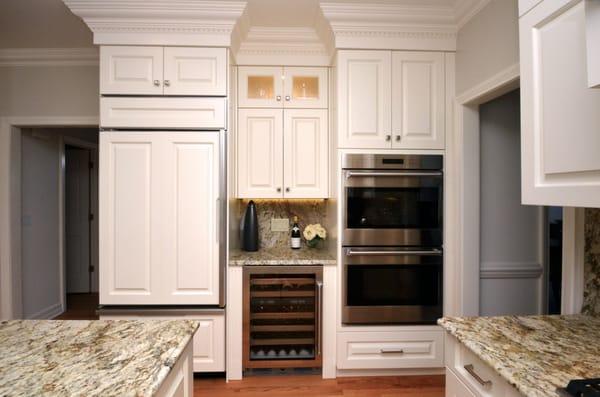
xmin=583 ymin=208 xmax=600 ymax=316
xmin=237 ymin=200 xmax=328 ymax=250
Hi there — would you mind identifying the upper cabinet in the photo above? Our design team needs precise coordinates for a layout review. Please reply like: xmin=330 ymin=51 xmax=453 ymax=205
xmin=336 ymin=50 xmax=446 ymax=150
xmin=238 ymin=66 xmax=328 ymax=108
xmin=520 ymin=0 xmax=600 ymax=207
xmin=100 ymin=46 xmax=227 ymax=96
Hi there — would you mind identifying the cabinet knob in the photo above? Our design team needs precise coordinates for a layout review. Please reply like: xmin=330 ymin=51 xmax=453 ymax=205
xmin=276 ymin=95 xmax=282 ymax=101
xmin=386 ymin=135 xmax=391 ymax=142
xmin=285 ymin=96 xmax=291 ymax=101
xmin=285 ymin=187 xmax=290 ymax=192
xmin=276 ymin=187 xmax=282 ymax=192
xmin=153 ymin=80 xmax=160 ymax=87
xmin=395 ymin=135 xmax=401 ymax=142
xmin=164 ymin=80 xmax=171 ymax=87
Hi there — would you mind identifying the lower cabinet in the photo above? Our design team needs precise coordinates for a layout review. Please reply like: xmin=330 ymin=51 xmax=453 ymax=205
xmin=100 ymin=311 xmax=225 ymax=373
xmin=337 ymin=329 xmax=444 ymax=370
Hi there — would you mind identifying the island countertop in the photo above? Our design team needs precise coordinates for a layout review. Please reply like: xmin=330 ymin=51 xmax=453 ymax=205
xmin=0 ymin=319 xmax=198 ymax=397
xmin=439 ymin=314 xmax=600 ymax=397
xmin=229 ymin=247 xmax=336 ymax=266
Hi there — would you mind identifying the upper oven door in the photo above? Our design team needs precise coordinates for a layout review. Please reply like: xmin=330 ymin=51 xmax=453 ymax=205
xmin=342 ymin=170 xmax=443 ymax=246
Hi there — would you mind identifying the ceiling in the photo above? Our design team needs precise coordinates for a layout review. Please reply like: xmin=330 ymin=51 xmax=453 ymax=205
xmin=0 ymin=0 xmax=466 ymax=49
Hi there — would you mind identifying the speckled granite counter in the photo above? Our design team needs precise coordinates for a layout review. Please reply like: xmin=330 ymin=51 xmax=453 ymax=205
xmin=229 ymin=247 xmax=336 ymax=266
xmin=0 ymin=319 xmax=198 ymax=397
xmin=439 ymin=315 xmax=600 ymax=397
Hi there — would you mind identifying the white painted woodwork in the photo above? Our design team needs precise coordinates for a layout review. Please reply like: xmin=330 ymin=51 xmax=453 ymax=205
xmin=155 ymin=342 xmax=193 ymax=397
xmin=163 ymin=47 xmax=227 ymax=96
xmin=283 ymin=109 xmax=328 ymax=198
xmin=238 ymin=66 xmax=284 ymax=108
xmin=100 ymin=97 xmax=226 ymax=130
xmin=226 ymin=266 xmax=243 ymax=380
xmin=520 ymin=0 xmax=600 ymax=207
xmin=336 ymin=330 xmax=444 ymax=370
xmin=237 ymin=108 xmax=284 ymax=198
xmin=446 ymin=368 xmax=476 ymax=397
xmin=391 ymin=52 xmax=445 ymax=149
xmin=337 ymin=50 xmax=392 ymax=149
xmin=586 ymin=0 xmax=600 ymax=88
xmin=161 ymin=132 xmax=220 ymax=305
xmin=100 ymin=46 xmax=163 ymax=95
xmin=100 ymin=131 xmax=220 ymax=305
xmin=518 ymin=0 xmax=544 ymax=16
xmin=283 ymin=67 xmax=328 ymax=109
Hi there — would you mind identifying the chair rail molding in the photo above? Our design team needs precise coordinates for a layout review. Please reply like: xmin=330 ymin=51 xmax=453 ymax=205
xmin=0 ymin=48 xmax=99 ymax=67
xmin=62 ymin=0 xmax=248 ymax=46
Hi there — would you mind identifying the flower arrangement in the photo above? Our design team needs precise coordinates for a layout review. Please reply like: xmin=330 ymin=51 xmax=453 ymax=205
xmin=303 ymin=224 xmax=327 ymax=248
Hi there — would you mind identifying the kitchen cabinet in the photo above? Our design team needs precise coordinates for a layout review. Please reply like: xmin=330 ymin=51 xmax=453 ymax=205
xmin=520 ymin=0 xmax=600 ymax=207
xmin=446 ymin=368 xmax=476 ymax=397
xmin=336 ymin=50 xmax=446 ymax=150
xmin=238 ymin=66 xmax=328 ymax=108
xmin=99 ymin=131 xmax=221 ymax=305
xmin=100 ymin=311 xmax=225 ymax=373
xmin=237 ymin=108 xmax=328 ymax=199
xmin=100 ymin=46 xmax=226 ymax=96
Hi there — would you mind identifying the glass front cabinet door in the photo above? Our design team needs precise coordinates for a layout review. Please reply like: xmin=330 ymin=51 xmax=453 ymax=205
xmin=238 ymin=66 xmax=327 ymax=109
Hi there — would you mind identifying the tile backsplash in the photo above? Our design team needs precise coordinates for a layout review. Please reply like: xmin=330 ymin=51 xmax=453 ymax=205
xmin=583 ymin=208 xmax=600 ymax=316
xmin=237 ymin=200 xmax=327 ymax=250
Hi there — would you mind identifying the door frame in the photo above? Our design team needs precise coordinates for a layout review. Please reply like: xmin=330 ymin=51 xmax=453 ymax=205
xmin=0 ymin=116 xmax=98 ymax=320
xmin=448 ymin=63 xmax=584 ymax=317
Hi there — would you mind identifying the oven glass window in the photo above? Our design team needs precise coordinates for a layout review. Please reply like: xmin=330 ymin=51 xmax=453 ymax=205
xmin=346 ymin=265 xmax=441 ymax=306
xmin=346 ymin=187 xmax=440 ymax=229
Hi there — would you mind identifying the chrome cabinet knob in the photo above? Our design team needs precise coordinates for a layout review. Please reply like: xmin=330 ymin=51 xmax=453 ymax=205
xmin=164 ymin=80 xmax=171 ymax=87
xmin=276 ymin=187 xmax=282 ymax=192
xmin=276 ymin=95 xmax=282 ymax=101
xmin=395 ymin=135 xmax=401 ymax=142
xmin=386 ymin=135 xmax=391 ymax=141
xmin=153 ymin=80 xmax=160 ymax=87
xmin=285 ymin=96 xmax=291 ymax=101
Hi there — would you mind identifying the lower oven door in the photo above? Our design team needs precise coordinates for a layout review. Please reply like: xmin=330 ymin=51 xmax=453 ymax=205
xmin=342 ymin=247 xmax=443 ymax=325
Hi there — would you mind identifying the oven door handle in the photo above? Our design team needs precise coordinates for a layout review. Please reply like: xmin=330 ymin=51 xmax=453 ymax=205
xmin=345 ymin=248 xmax=442 ymax=256
xmin=345 ymin=171 xmax=442 ymax=178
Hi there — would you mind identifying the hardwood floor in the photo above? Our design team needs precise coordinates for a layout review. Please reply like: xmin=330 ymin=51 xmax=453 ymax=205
xmin=53 ymin=293 xmax=99 ymax=320
xmin=194 ymin=374 xmax=445 ymax=397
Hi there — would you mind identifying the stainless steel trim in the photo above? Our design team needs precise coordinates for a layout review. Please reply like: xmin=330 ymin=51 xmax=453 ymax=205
xmin=380 ymin=349 xmax=404 ymax=354
xmin=97 ymin=307 xmax=225 ymax=315
xmin=218 ymin=129 xmax=227 ymax=308
xmin=215 ymin=198 xmax=220 ymax=243
xmin=345 ymin=170 xmax=443 ymax=178
xmin=316 ymin=281 xmax=323 ymax=356
xmin=345 ymin=248 xmax=442 ymax=257
xmin=342 ymin=153 xmax=443 ymax=170
xmin=464 ymin=364 xmax=493 ymax=389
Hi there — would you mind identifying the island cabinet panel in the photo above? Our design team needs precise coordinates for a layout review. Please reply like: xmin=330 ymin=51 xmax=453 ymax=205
xmin=100 ymin=131 xmax=220 ymax=305
xmin=520 ymin=0 xmax=600 ymax=207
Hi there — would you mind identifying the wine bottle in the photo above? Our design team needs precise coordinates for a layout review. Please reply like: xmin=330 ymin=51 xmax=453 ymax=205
xmin=291 ymin=216 xmax=301 ymax=249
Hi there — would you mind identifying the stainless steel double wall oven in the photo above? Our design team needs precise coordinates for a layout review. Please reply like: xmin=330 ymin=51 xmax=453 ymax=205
xmin=341 ymin=154 xmax=443 ymax=325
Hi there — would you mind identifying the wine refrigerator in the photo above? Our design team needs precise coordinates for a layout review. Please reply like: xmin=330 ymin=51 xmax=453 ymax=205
xmin=243 ymin=266 xmax=323 ymax=369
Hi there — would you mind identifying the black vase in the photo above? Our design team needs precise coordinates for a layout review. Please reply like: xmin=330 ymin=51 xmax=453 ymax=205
xmin=241 ymin=200 xmax=259 ymax=252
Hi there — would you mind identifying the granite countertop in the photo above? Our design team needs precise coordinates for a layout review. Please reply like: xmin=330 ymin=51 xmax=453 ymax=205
xmin=0 ymin=319 xmax=199 ymax=397
xmin=439 ymin=314 xmax=600 ymax=397
xmin=229 ymin=247 xmax=337 ymax=266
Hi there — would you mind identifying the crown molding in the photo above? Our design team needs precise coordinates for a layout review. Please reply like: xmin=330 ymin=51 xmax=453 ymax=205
xmin=62 ymin=0 xmax=247 ymax=46
xmin=455 ymin=0 xmax=492 ymax=29
xmin=0 ymin=48 xmax=99 ymax=67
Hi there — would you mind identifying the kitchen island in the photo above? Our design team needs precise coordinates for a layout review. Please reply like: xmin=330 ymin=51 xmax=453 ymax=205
xmin=0 ymin=319 xmax=198 ymax=397
xmin=439 ymin=315 xmax=600 ymax=397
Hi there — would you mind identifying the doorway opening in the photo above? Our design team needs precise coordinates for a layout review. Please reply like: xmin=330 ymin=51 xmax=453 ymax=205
xmin=19 ymin=127 xmax=99 ymax=320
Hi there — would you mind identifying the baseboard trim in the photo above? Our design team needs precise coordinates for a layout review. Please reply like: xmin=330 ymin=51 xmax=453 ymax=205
xmin=26 ymin=302 xmax=64 ymax=319
xmin=480 ymin=262 xmax=543 ymax=279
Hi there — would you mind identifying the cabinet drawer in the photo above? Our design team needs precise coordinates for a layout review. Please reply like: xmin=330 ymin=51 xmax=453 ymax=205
xmin=100 ymin=97 xmax=226 ymax=129
xmin=337 ymin=330 xmax=444 ymax=369
xmin=446 ymin=367 xmax=476 ymax=397
xmin=99 ymin=311 xmax=225 ymax=372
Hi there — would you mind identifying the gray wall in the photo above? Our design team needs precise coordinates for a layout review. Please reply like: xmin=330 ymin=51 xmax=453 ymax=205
xmin=456 ymin=0 xmax=519 ymax=94
xmin=479 ymin=89 xmax=541 ymax=316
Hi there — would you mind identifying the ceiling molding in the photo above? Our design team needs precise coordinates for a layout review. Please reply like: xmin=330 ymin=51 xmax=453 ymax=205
xmin=62 ymin=0 xmax=247 ymax=46
xmin=0 ymin=48 xmax=99 ymax=67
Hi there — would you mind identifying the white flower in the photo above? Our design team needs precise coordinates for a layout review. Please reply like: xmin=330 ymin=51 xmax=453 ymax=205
xmin=303 ymin=227 xmax=316 ymax=241
xmin=303 ymin=224 xmax=327 ymax=241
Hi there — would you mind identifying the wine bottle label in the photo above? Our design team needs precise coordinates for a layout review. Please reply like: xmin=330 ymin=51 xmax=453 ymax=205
xmin=291 ymin=237 xmax=301 ymax=248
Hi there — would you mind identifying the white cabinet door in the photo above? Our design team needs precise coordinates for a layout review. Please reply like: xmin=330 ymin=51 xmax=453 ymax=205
xmin=392 ymin=52 xmax=445 ymax=149
xmin=337 ymin=50 xmax=392 ymax=149
xmin=237 ymin=109 xmax=284 ymax=198
xmin=163 ymin=47 xmax=227 ymax=96
xmin=99 ymin=132 xmax=162 ymax=305
xmin=283 ymin=67 xmax=328 ymax=109
xmin=283 ymin=109 xmax=328 ymax=198
xmin=100 ymin=46 xmax=163 ymax=95
xmin=238 ymin=67 xmax=284 ymax=108
xmin=192 ymin=314 xmax=225 ymax=372
xmin=446 ymin=368 xmax=476 ymax=397
xmin=161 ymin=132 xmax=220 ymax=305
xmin=520 ymin=0 xmax=600 ymax=207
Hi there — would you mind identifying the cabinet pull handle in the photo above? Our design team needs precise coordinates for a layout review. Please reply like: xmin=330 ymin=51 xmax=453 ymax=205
xmin=316 ymin=281 xmax=323 ymax=356
xmin=164 ymin=80 xmax=171 ymax=87
xmin=153 ymin=80 xmax=160 ymax=87
xmin=380 ymin=348 xmax=404 ymax=354
xmin=464 ymin=364 xmax=492 ymax=389
xmin=395 ymin=135 xmax=401 ymax=142
xmin=285 ymin=95 xmax=291 ymax=101
xmin=276 ymin=187 xmax=282 ymax=193
xmin=385 ymin=135 xmax=391 ymax=142
xmin=276 ymin=95 xmax=282 ymax=101
xmin=285 ymin=187 xmax=290 ymax=193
